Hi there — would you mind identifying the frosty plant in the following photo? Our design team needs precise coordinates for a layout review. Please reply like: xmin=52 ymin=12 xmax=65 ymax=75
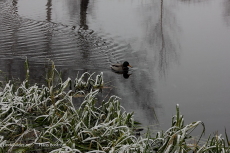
xmin=0 ymin=60 xmax=229 ymax=153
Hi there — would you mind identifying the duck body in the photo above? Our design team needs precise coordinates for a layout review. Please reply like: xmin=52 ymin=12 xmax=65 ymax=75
xmin=110 ymin=61 xmax=132 ymax=73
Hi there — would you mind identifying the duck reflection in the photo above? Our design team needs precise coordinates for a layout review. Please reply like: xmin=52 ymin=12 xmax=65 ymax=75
xmin=123 ymin=72 xmax=131 ymax=79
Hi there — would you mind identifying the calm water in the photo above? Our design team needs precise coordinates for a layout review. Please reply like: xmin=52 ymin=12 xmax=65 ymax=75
xmin=0 ymin=0 xmax=230 ymax=136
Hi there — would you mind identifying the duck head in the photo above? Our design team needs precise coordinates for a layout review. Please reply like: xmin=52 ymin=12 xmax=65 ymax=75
xmin=123 ymin=61 xmax=132 ymax=67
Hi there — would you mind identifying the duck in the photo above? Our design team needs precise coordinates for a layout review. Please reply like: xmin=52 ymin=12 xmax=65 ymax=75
xmin=110 ymin=61 xmax=132 ymax=73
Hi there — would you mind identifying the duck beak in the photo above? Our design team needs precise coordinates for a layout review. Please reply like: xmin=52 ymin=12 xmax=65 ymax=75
xmin=128 ymin=65 xmax=132 ymax=68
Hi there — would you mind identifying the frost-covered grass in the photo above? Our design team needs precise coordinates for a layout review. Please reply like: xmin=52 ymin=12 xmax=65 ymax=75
xmin=0 ymin=60 xmax=229 ymax=153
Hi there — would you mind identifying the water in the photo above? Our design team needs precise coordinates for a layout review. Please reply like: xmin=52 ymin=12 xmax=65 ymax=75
xmin=0 ymin=0 xmax=230 ymax=137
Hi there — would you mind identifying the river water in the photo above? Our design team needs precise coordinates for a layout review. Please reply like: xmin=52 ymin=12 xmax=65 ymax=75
xmin=0 ymin=0 xmax=230 ymax=137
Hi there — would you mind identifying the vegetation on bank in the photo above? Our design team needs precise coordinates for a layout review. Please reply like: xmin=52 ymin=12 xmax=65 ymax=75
xmin=0 ymin=60 xmax=229 ymax=153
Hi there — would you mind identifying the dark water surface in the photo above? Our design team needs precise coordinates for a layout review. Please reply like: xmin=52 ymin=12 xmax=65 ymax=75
xmin=1 ymin=0 xmax=230 ymax=136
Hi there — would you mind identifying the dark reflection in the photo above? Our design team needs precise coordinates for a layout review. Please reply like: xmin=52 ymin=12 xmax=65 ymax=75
xmin=46 ymin=0 xmax=52 ymax=22
xmin=111 ymin=71 xmax=131 ymax=79
xmin=11 ymin=0 xmax=19 ymax=54
xmin=159 ymin=0 xmax=167 ymax=76
xmin=123 ymin=72 xmax=131 ymax=79
xmin=78 ymin=0 xmax=90 ymax=60
xmin=12 ymin=0 xmax=18 ymax=12
xmin=223 ymin=0 xmax=230 ymax=26
xmin=77 ymin=0 xmax=90 ymax=78
xmin=45 ymin=0 xmax=53 ymax=55
xmin=80 ymin=0 xmax=89 ymax=30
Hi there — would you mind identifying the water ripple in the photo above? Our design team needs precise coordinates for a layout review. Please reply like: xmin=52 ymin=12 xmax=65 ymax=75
xmin=0 ymin=1 xmax=130 ymax=70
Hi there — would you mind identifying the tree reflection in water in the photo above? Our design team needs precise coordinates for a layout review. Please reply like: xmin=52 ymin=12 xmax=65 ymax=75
xmin=223 ymin=0 xmax=230 ymax=26
xmin=147 ymin=0 xmax=179 ymax=77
